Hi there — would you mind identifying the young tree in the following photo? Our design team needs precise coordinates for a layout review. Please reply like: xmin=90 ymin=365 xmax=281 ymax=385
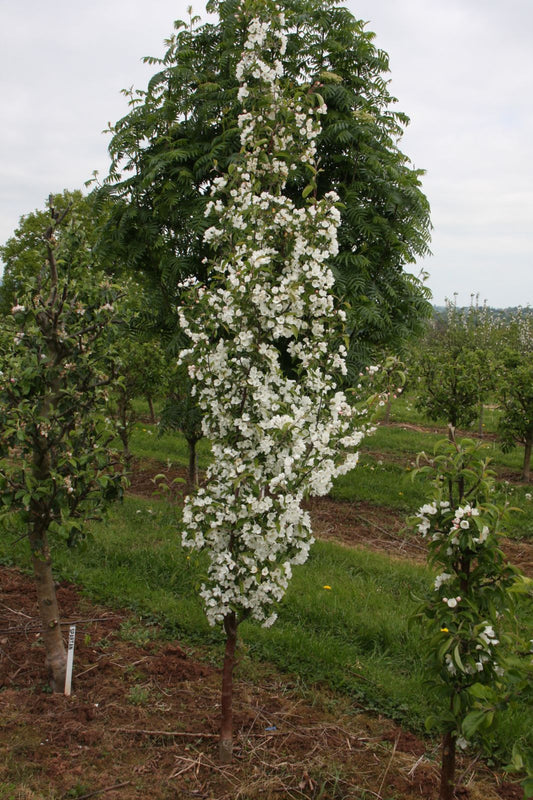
xmin=178 ymin=1 xmax=367 ymax=762
xmin=111 ymin=330 xmax=168 ymax=469
xmin=159 ymin=364 xmax=203 ymax=488
xmin=412 ymin=436 xmax=529 ymax=800
xmin=99 ymin=0 xmax=432 ymax=373
xmin=0 ymin=199 xmax=124 ymax=691
xmin=496 ymin=311 xmax=533 ymax=481
xmin=413 ymin=298 xmax=494 ymax=436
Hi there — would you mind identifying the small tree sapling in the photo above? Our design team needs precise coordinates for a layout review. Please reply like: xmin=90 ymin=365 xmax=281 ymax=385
xmin=0 ymin=199 xmax=124 ymax=691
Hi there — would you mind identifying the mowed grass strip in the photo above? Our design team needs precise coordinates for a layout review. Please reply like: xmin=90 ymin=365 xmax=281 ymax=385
xmin=125 ymin=414 xmax=533 ymax=539
xmin=1 ymin=494 xmax=531 ymax=760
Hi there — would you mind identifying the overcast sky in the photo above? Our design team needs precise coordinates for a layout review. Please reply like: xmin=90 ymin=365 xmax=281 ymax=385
xmin=1 ymin=0 xmax=531 ymax=308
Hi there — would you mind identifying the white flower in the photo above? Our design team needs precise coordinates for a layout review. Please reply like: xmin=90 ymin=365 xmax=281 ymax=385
xmin=443 ymin=597 xmax=460 ymax=609
xmin=434 ymin=572 xmax=452 ymax=590
xmin=177 ymin=8 xmax=366 ymax=628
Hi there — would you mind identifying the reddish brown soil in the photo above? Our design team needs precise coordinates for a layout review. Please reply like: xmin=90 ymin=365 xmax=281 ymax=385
xmin=0 ymin=567 xmax=524 ymax=800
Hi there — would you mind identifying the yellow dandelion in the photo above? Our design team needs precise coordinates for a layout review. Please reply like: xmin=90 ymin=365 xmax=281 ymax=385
xmin=323 ymin=585 xmax=332 ymax=590
xmin=440 ymin=627 xmax=449 ymax=633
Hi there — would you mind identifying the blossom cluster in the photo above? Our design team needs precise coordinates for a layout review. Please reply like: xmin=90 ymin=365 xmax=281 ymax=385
xmin=178 ymin=6 xmax=366 ymax=627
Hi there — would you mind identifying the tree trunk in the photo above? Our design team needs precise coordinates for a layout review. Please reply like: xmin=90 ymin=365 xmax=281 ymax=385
xmin=478 ymin=402 xmax=484 ymax=437
xmin=219 ymin=611 xmax=238 ymax=764
xmin=439 ymin=731 xmax=456 ymax=800
xmin=146 ymin=394 xmax=156 ymax=424
xmin=522 ymin=436 xmax=532 ymax=482
xmin=117 ymin=393 xmax=132 ymax=470
xmin=187 ymin=438 xmax=198 ymax=489
xmin=28 ymin=520 xmax=67 ymax=692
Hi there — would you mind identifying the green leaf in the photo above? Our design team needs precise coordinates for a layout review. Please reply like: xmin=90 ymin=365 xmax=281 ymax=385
xmin=468 ymin=683 xmax=490 ymax=700
xmin=462 ymin=709 xmax=488 ymax=739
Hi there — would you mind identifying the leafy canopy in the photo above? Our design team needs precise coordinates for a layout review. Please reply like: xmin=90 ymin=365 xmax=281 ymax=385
xmin=100 ymin=0 xmax=432 ymax=371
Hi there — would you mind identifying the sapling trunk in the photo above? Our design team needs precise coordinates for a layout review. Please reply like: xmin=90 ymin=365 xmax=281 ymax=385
xmin=30 ymin=287 xmax=67 ymax=691
xmin=28 ymin=519 xmax=67 ymax=692
xmin=219 ymin=611 xmax=238 ymax=763
xmin=477 ymin=402 xmax=484 ymax=437
xmin=522 ymin=437 xmax=532 ymax=482
xmin=146 ymin=394 xmax=156 ymax=423
xmin=187 ymin=437 xmax=198 ymax=489
xmin=439 ymin=731 xmax=456 ymax=800
xmin=116 ymin=391 xmax=132 ymax=470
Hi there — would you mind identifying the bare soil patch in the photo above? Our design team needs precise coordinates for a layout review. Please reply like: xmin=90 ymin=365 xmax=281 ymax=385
xmin=0 ymin=567 xmax=523 ymax=800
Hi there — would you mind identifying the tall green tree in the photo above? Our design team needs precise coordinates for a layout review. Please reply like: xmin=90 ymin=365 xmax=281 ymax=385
xmin=99 ymin=0 xmax=432 ymax=372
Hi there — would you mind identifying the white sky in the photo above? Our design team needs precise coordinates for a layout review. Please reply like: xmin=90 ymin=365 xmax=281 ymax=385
xmin=1 ymin=0 xmax=531 ymax=308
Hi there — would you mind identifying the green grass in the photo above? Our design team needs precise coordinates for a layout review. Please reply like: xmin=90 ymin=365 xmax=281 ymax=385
xmin=124 ymin=413 xmax=533 ymax=539
xmin=375 ymin=393 xmax=502 ymax=435
xmin=2 ymin=392 xmax=530 ymax=768
xmin=129 ymin=423 xmax=213 ymax=470
xmin=1 ymin=495 xmax=531 ymax=760
xmin=330 ymin=456 xmax=424 ymax=512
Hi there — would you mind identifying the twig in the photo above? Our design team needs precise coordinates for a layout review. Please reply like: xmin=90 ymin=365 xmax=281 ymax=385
xmin=456 ymin=752 xmax=482 ymax=786
xmin=62 ymin=781 xmax=131 ymax=800
xmin=407 ymin=752 xmax=428 ymax=777
xmin=377 ymin=732 xmax=400 ymax=799
xmin=0 ymin=615 xmax=119 ymax=635
xmin=75 ymin=662 xmax=101 ymax=679
xmin=112 ymin=727 xmax=218 ymax=738
xmin=0 ymin=603 xmax=32 ymax=619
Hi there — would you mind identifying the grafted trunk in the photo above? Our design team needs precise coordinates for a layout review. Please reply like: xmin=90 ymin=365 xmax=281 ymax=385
xmin=219 ymin=611 xmax=238 ymax=763
xmin=28 ymin=520 xmax=67 ymax=692
xmin=439 ymin=731 xmax=456 ymax=800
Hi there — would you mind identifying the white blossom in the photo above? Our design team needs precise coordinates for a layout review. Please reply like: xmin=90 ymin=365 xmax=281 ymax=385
xmin=177 ymin=7 xmax=367 ymax=627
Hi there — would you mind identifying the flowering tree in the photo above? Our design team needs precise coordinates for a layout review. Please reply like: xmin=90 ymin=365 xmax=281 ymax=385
xmin=411 ymin=436 xmax=529 ymax=800
xmin=178 ymin=0 xmax=367 ymax=762
xmin=0 ymin=199 xmax=124 ymax=691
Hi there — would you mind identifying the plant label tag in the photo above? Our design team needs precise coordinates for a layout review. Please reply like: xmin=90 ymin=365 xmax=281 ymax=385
xmin=64 ymin=624 xmax=76 ymax=696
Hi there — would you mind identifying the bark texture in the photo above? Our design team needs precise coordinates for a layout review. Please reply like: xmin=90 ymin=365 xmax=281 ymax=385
xmin=439 ymin=731 xmax=456 ymax=800
xmin=219 ymin=611 xmax=238 ymax=764
xmin=28 ymin=523 xmax=67 ymax=692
